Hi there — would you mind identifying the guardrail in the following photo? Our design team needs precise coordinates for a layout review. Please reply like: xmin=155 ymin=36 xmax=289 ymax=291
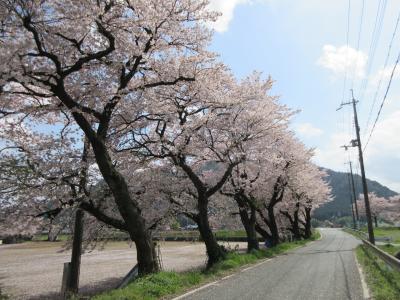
xmin=344 ymin=227 xmax=400 ymax=272
xmin=346 ymin=228 xmax=369 ymax=239
xmin=361 ymin=239 xmax=400 ymax=272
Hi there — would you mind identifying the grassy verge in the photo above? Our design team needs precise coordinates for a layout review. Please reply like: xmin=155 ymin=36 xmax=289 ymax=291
xmin=356 ymin=245 xmax=400 ymax=300
xmin=359 ymin=226 xmax=400 ymax=243
xmin=377 ymin=244 xmax=400 ymax=256
xmin=94 ymin=231 xmax=320 ymax=300
xmin=0 ymin=287 xmax=9 ymax=300
xmin=154 ymin=230 xmax=253 ymax=241
xmin=343 ymin=228 xmax=400 ymax=257
xmin=342 ymin=228 xmax=366 ymax=239
xmin=30 ymin=230 xmax=251 ymax=243
xmin=32 ymin=234 xmax=70 ymax=241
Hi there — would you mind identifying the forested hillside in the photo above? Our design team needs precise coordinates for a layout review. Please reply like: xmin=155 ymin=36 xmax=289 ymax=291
xmin=314 ymin=168 xmax=398 ymax=219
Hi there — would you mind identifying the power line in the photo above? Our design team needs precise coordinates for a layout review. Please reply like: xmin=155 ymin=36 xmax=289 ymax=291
xmin=339 ymin=0 xmax=352 ymax=170
xmin=341 ymin=0 xmax=352 ymax=105
xmin=363 ymin=49 xmax=400 ymax=151
xmin=356 ymin=0 xmax=365 ymax=50
xmin=364 ymin=9 xmax=400 ymax=138
xmin=351 ymin=0 xmax=365 ymax=89
xmin=357 ymin=0 xmax=387 ymax=102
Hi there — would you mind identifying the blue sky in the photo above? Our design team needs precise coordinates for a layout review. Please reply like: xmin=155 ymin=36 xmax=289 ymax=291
xmin=207 ymin=0 xmax=400 ymax=192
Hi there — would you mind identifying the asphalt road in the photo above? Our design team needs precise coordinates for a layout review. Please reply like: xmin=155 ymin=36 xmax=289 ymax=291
xmin=178 ymin=228 xmax=365 ymax=300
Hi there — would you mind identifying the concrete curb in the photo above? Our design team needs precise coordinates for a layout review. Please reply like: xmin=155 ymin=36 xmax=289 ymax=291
xmin=354 ymin=251 xmax=371 ymax=300
xmin=172 ymin=257 xmax=273 ymax=300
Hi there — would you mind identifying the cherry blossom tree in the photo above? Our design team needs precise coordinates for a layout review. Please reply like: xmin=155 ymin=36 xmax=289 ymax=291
xmin=221 ymin=133 xmax=293 ymax=250
xmin=0 ymin=0 xmax=220 ymax=275
xmin=0 ymin=1 xmax=336 ymax=280
xmin=118 ymin=68 xmax=292 ymax=265
xmin=251 ymin=135 xmax=311 ymax=245
xmin=356 ymin=192 xmax=391 ymax=227
xmin=280 ymin=165 xmax=332 ymax=239
xmin=0 ymin=117 xmax=87 ymax=240
xmin=385 ymin=195 xmax=400 ymax=225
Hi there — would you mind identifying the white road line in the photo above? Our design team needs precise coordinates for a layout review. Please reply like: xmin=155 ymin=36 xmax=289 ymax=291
xmin=172 ymin=235 xmax=322 ymax=300
xmin=241 ymin=258 xmax=272 ymax=272
xmin=172 ymin=257 xmax=273 ymax=300
xmin=172 ymin=281 xmax=218 ymax=300
xmin=354 ymin=252 xmax=371 ymax=300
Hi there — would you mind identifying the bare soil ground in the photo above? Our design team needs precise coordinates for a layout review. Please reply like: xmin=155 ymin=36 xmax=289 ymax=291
xmin=0 ymin=241 xmax=245 ymax=299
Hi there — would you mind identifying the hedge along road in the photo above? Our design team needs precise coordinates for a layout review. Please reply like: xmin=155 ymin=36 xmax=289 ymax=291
xmin=176 ymin=228 xmax=365 ymax=300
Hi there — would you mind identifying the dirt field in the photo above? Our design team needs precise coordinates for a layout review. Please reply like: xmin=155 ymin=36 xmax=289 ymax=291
xmin=0 ymin=241 xmax=245 ymax=299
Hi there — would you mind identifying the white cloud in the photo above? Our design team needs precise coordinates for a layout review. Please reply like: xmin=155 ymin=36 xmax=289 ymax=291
xmin=364 ymin=110 xmax=400 ymax=160
xmin=208 ymin=0 xmax=250 ymax=32
xmin=295 ymin=122 xmax=323 ymax=138
xmin=317 ymin=45 xmax=368 ymax=79
xmin=314 ymin=110 xmax=400 ymax=192
xmin=313 ymin=131 xmax=353 ymax=171
xmin=370 ymin=64 xmax=400 ymax=87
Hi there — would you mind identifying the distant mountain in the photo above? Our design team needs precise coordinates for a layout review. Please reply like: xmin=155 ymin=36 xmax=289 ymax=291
xmin=314 ymin=168 xmax=398 ymax=220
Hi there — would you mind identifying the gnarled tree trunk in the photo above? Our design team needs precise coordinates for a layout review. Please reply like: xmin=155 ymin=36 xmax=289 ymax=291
xmin=198 ymin=199 xmax=226 ymax=267
xmin=233 ymin=193 xmax=259 ymax=252
xmin=239 ymin=206 xmax=259 ymax=252
xmin=303 ymin=207 xmax=312 ymax=239
xmin=292 ymin=202 xmax=301 ymax=240
xmin=255 ymin=222 xmax=272 ymax=240
xmin=267 ymin=205 xmax=280 ymax=246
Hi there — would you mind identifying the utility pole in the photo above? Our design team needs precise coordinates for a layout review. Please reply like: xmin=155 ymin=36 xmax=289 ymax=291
xmin=348 ymin=161 xmax=359 ymax=223
xmin=346 ymin=171 xmax=356 ymax=229
xmin=337 ymin=90 xmax=375 ymax=244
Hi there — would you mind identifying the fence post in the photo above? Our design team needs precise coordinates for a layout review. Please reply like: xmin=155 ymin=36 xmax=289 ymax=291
xmin=67 ymin=209 xmax=84 ymax=294
xmin=60 ymin=262 xmax=71 ymax=299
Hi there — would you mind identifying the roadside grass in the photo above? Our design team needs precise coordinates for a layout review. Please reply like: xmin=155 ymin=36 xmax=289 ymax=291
xmin=356 ymin=245 xmax=400 ymax=300
xmin=343 ymin=227 xmax=400 ymax=257
xmin=29 ymin=230 xmax=251 ymax=243
xmin=377 ymin=244 xmax=400 ymax=256
xmin=214 ymin=230 xmax=248 ymax=239
xmin=32 ymin=234 xmax=70 ymax=241
xmin=93 ymin=231 xmax=320 ymax=300
xmin=342 ymin=228 xmax=366 ymax=239
xmin=0 ymin=287 xmax=9 ymax=300
xmin=359 ymin=226 xmax=400 ymax=243
xmin=154 ymin=230 xmax=255 ymax=241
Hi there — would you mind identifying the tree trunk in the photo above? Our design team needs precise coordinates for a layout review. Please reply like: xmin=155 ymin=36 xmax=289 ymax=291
xmin=135 ymin=234 xmax=159 ymax=275
xmin=304 ymin=207 xmax=312 ymax=239
xmin=90 ymin=139 xmax=158 ymax=276
xmin=197 ymin=199 xmax=226 ymax=268
xmin=238 ymin=206 xmax=259 ymax=252
xmin=292 ymin=203 xmax=301 ymax=240
xmin=255 ymin=222 xmax=272 ymax=240
xmin=235 ymin=194 xmax=259 ymax=252
xmin=54 ymin=83 xmax=158 ymax=276
xmin=267 ymin=206 xmax=280 ymax=246
xmin=374 ymin=215 xmax=378 ymax=228
xmin=47 ymin=224 xmax=60 ymax=242
xmin=259 ymin=180 xmax=286 ymax=246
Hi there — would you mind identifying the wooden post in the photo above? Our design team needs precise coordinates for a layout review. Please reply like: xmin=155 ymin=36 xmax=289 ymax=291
xmin=67 ymin=209 xmax=84 ymax=294
xmin=61 ymin=262 xmax=71 ymax=298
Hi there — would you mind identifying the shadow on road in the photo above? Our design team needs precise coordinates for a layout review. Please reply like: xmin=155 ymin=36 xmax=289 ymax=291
xmin=294 ymin=249 xmax=356 ymax=255
xmin=27 ymin=276 xmax=122 ymax=300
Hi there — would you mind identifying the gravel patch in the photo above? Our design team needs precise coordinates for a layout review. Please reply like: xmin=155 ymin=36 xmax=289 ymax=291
xmin=0 ymin=241 xmax=246 ymax=299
